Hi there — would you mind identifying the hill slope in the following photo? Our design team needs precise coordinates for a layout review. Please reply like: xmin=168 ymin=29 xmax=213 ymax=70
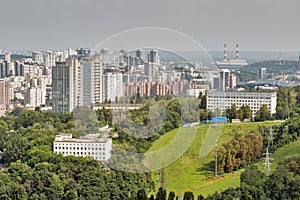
xmin=148 ymin=121 xmax=282 ymax=197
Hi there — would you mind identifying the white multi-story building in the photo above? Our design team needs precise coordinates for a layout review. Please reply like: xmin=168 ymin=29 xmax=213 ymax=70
xmin=24 ymin=87 xmax=42 ymax=108
xmin=53 ymin=133 xmax=112 ymax=162
xmin=207 ymin=91 xmax=277 ymax=118
xmin=102 ymin=72 xmax=123 ymax=102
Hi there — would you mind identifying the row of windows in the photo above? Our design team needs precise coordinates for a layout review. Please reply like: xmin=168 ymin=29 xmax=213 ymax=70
xmin=55 ymin=142 xmax=106 ymax=146
xmin=208 ymin=99 xmax=271 ymax=103
xmin=55 ymin=151 xmax=106 ymax=156
xmin=54 ymin=146 xmax=105 ymax=151
xmin=57 ymin=152 xmax=105 ymax=160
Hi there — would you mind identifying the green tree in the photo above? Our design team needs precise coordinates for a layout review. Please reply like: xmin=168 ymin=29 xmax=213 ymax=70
xmin=255 ymin=104 xmax=271 ymax=121
xmin=3 ymin=134 xmax=30 ymax=163
xmin=156 ymin=187 xmax=166 ymax=200
xmin=168 ymin=191 xmax=175 ymax=200
xmin=183 ymin=191 xmax=194 ymax=200
xmin=137 ymin=189 xmax=148 ymax=200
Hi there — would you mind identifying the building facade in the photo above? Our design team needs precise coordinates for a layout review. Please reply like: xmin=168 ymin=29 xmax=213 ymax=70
xmin=52 ymin=61 xmax=74 ymax=113
xmin=53 ymin=133 xmax=112 ymax=162
xmin=102 ymin=72 xmax=123 ymax=102
xmin=207 ymin=91 xmax=277 ymax=118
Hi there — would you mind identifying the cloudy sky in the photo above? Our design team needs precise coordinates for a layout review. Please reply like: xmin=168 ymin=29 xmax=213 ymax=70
xmin=1 ymin=0 xmax=300 ymax=51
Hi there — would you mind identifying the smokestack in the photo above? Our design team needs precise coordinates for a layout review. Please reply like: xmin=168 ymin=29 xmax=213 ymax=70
xmin=224 ymin=44 xmax=227 ymax=61
xmin=236 ymin=44 xmax=239 ymax=60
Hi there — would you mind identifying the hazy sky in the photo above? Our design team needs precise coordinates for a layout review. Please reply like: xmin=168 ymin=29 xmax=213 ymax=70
xmin=1 ymin=0 xmax=300 ymax=51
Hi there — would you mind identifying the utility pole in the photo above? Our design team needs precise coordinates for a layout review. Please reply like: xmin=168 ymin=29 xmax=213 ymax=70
xmin=263 ymin=147 xmax=272 ymax=176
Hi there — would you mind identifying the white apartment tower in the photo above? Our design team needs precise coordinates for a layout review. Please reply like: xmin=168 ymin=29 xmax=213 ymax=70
xmin=102 ymin=72 xmax=123 ymax=102
xmin=219 ymin=69 xmax=230 ymax=91
xmin=77 ymin=55 xmax=103 ymax=106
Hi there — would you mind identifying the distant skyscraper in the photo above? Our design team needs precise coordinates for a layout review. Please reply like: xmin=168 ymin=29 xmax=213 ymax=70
xmin=0 ymin=79 xmax=10 ymax=108
xmin=136 ymin=49 xmax=146 ymax=61
xmin=149 ymin=49 xmax=160 ymax=65
xmin=32 ymin=51 xmax=44 ymax=63
xmin=14 ymin=61 xmax=24 ymax=76
xmin=0 ymin=61 xmax=9 ymax=78
xmin=79 ymin=60 xmax=95 ymax=106
xmin=76 ymin=48 xmax=91 ymax=60
xmin=4 ymin=52 xmax=11 ymax=63
xmin=144 ymin=62 xmax=155 ymax=79
xmin=102 ymin=72 xmax=123 ymax=102
xmin=219 ymin=69 xmax=230 ymax=91
xmin=229 ymin=74 xmax=237 ymax=89
xmin=44 ymin=51 xmax=56 ymax=68
xmin=258 ymin=68 xmax=267 ymax=81
xmin=52 ymin=61 xmax=75 ymax=113
xmin=78 ymin=55 xmax=103 ymax=106
xmin=24 ymin=87 xmax=42 ymax=108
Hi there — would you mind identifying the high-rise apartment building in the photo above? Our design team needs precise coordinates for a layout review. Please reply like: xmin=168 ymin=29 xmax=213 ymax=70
xmin=0 ymin=61 xmax=10 ymax=78
xmin=102 ymin=72 xmax=123 ymax=102
xmin=149 ymin=49 xmax=160 ymax=65
xmin=219 ymin=69 xmax=230 ymax=91
xmin=258 ymin=68 xmax=267 ymax=81
xmin=52 ymin=61 xmax=75 ymax=113
xmin=32 ymin=51 xmax=44 ymax=63
xmin=0 ymin=79 xmax=10 ymax=107
xmin=229 ymin=74 xmax=237 ymax=89
xmin=77 ymin=55 xmax=103 ymax=106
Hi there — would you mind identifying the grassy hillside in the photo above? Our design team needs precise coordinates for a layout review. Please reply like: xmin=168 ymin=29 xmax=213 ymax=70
xmin=256 ymin=139 xmax=300 ymax=172
xmin=147 ymin=121 xmax=281 ymax=197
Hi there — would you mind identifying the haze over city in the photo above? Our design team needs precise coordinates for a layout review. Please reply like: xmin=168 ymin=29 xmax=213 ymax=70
xmin=1 ymin=0 xmax=300 ymax=51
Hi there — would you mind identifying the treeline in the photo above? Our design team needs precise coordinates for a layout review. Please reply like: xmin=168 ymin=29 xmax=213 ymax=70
xmin=114 ymin=98 xmax=199 ymax=153
xmin=0 ymin=108 xmax=153 ymax=199
xmin=205 ymin=157 xmax=300 ymax=200
xmin=217 ymin=133 xmax=263 ymax=173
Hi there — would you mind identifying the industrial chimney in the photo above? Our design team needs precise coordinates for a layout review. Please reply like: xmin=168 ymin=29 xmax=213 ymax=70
xmin=224 ymin=44 xmax=227 ymax=61
xmin=236 ymin=44 xmax=239 ymax=60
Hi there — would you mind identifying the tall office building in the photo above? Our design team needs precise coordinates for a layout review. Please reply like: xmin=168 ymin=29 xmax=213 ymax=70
xmin=219 ymin=69 xmax=230 ymax=91
xmin=258 ymin=68 xmax=267 ymax=81
xmin=52 ymin=61 xmax=75 ymax=113
xmin=0 ymin=79 xmax=10 ymax=108
xmin=79 ymin=60 xmax=94 ymax=106
xmin=136 ymin=49 xmax=146 ymax=62
xmin=102 ymin=72 xmax=123 ymax=102
xmin=149 ymin=49 xmax=160 ymax=65
xmin=66 ymin=58 xmax=79 ymax=107
xmin=0 ymin=61 xmax=10 ymax=78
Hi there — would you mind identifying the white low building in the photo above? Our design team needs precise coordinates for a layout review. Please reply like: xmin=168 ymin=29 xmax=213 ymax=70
xmin=53 ymin=133 xmax=112 ymax=162
xmin=207 ymin=91 xmax=277 ymax=118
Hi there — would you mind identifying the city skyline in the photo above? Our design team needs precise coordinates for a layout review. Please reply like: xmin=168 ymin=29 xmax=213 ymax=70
xmin=0 ymin=0 xmax=300 ymax=51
